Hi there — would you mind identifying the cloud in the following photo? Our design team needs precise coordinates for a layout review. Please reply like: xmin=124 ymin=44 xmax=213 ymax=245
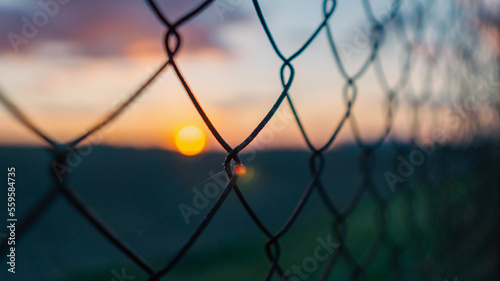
xmin=0 ymin=0 xmax=248 ymax=58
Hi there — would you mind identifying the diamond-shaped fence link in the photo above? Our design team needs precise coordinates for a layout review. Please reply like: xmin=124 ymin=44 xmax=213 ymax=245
xmin=0 ymin=0 xmax=499 ymax=280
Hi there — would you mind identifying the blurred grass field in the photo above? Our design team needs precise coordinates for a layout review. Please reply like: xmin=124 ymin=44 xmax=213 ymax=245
xmin=67 ymin=151 xmax=499 ymax=281
xmin=1 ymin=144 xmax=497 ymax=281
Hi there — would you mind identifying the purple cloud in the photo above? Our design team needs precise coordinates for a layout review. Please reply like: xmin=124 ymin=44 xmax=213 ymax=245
xmin=0 ymin=0 xmax=248 ymax=57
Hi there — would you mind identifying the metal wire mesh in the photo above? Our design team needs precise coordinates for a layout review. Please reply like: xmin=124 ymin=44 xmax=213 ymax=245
xmin=0 ymin=0 xmax=499 ymax=280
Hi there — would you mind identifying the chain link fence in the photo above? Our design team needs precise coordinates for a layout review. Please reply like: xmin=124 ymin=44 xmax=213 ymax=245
xmin=0 ymin=0 xmax=499 ymax=280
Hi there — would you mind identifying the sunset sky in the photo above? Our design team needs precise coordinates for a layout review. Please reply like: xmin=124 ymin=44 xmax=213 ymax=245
xmin=0 ymin=0 xmax=494 ymax=152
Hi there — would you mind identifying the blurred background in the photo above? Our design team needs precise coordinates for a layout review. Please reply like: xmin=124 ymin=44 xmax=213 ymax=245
xmin=0 ymin=0 xmax=499 ymax=280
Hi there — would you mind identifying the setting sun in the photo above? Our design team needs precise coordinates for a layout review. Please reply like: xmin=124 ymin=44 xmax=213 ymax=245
xmin=174 ymin=125 xmax=206 ymax=156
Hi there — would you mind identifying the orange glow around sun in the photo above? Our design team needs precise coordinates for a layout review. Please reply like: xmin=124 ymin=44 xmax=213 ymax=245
xmin=174 ymin=125 xmax=206 ymax=156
